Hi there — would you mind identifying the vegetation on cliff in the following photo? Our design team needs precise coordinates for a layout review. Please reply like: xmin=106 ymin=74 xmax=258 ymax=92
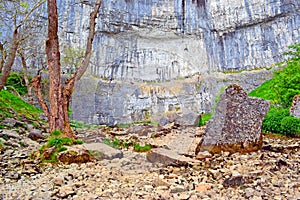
xmin=249 ymin=43 xmax=300 ymax=137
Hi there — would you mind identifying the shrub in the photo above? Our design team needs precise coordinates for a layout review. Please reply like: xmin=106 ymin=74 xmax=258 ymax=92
xmin=280 ymin=116 xmax=300 ymax=137
xmin=262 ymin=107 xmax=289 ymax=134
xmin=273 ymin=43 xmax=300 ymax=107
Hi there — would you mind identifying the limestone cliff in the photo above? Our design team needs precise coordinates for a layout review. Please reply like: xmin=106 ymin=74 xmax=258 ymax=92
xmin=57 ymin=0 xmax=300 ymax=81
xmin=33 ymin=0 xmax=300 ymax=125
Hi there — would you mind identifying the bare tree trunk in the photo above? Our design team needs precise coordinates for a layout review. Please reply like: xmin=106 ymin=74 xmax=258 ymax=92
xmin=62 ymin=0 xmax=102 ymax=136
xmin=19 ymin=50 xmax=33 ymax=103
xmin=0 ymin=42 xmax=6 ymax=73
xmin=46 ymin=0 xmax=64 ymax=134
xmin=0 ymin=29 xmax=19 ymax=90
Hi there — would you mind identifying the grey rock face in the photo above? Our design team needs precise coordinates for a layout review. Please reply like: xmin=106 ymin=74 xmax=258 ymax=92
xmin=198 ymin=84 xmax=270 ymax=154
xmin=290 ymin=94 xmax=300 ymax=118
xmin=71 ymin=70 xmax=272 ymax=125
xmin=50 ymin=0 xmax=300 ymax=81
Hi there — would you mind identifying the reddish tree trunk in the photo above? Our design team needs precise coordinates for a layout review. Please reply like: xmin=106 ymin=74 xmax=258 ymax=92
xmin=42 ymin=0 xmax=102 ymax=137
xmin=46 ymin=0 xmax=64 ymax=134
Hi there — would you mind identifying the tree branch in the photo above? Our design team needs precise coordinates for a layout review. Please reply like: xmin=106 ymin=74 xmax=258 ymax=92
xmin=32 ymin=69 xmax=49 ymax=119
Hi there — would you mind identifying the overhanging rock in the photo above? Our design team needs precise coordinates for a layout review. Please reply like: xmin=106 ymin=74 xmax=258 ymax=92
xmin=197 ymin=84 xmax=270 ymax=154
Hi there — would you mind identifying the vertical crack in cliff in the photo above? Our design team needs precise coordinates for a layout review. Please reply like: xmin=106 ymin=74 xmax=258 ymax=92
xmin=182 ymin=0 xmax=185 ymax=34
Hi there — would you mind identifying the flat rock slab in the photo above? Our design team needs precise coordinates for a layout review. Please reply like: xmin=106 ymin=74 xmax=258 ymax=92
xmin=198 ymin=84 xmax=270 ymax=154
xmin=148 ymin=127 xmax=202 ymax=157
xmin=146 ymin=148 xmax=200 ymax=166
xmin=83 ymin=143 xmax=123 ymax=160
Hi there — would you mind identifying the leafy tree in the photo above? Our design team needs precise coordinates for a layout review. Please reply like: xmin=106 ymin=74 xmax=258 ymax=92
xmin=0 ymin=0 xmax=45 ymax=90
xmin=273 ymin=43 xmax=300 ymax=107
xmin=33 ymin=0 xmax=102 ymax=138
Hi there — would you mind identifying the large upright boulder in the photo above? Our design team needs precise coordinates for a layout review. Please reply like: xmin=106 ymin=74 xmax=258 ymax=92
xmin=197 ymin=84 xmax=270 ymax=154
xmin=290 ymin=94 xmax=300 ymax=118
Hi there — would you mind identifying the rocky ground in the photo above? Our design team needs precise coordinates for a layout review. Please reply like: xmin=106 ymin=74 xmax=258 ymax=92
xmin=0 ymin=125 xmax=299 ymax=200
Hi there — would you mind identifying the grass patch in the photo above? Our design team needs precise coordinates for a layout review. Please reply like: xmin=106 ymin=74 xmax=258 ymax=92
xmin=248 ymin=78 xmax=279 ymax=102
xmin=39 ymin=130 xmax=83 ymax=163
xmin=0 ymin=90 xmax=42 ymax=121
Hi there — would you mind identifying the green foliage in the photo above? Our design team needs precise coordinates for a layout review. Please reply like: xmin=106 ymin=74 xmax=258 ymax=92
xmin=103 ymin=138 xmax=128 ymax=148
xmin=1 ymin=134 xmax=8 ymax=140
xmin=248 ymin=79 xmax=279 ymax=102
xmin=262 ymin=107 xmax=290 ymax=134
xmin=75 ymin=139 xmax=84 ymax=144
xmin=20 ymin=1 xmax=30 ymax=9
xmin=0 ymin=87 xmax=41 ymax=122
xmin=273 ymin=44 xmax=300 ymax=107
xmin=250 ymin=44 xmax=300 ymax=107
xmin=280 ymin=116 xmax=300 ymax=137
xmin=40 ymin=131 xmax=82 ymax=163
xmin=47 ymin=137 xmax=73 ymax=148
xmin=5 ymin=72 xmax=28 ymax=95
xmin=249 ymin=43 xmax=300 ymax=137
xmin=68 ymin=108 xmax=73 ymax=118
xmin=0 ymin=139 xmax=4 ymax=151
xmin=133 ymin=143 xmax=152 ymax=152
xmin=199 ymin=113 xmax=213 ymax=126
xmin=52 ymin=129 xmax=62 ymax=137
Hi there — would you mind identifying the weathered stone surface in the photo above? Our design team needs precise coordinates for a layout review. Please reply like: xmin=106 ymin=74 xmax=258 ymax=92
xmin=28 ymin=129 xmax=44 ymax=141
xmin=160 ymin=111 xmax=201 ymax=127
xmin=57 ymin=146 xmax=92 ymax=164
xmin=198 ymin=84 xmax=270 ymax=154
xmin=146 ymin=148 xmax=200 ymax=166
xmin=290 ymin=94 xmax=300 ymax=118
xmin=83 ymin=143 xmax=123 ymax=160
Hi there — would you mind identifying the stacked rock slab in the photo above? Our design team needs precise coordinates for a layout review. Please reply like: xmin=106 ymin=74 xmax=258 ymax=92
xmin=290 ymin=94 xmax=300 ymax=118
xmin=198 ymin=84 xmax=270 ymax=154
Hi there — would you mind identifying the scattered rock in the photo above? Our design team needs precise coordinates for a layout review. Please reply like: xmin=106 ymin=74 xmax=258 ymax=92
xmin=198 ymin=84 xmax=270 ymax=154
xmin=28 ymin=129 xmax=44 ymax=141
xmin=195 ymin=183 xmax=212 ymax=193
xmin=146 ymin=148 xmax=200 ymax=166
xmin=0 ymin=130 xmax=20 ymax=139
xmin=57 ymin=186 xmax=76 ymax=198
xmin=83 ymin=143 xmax=123 ymax=160
xmin=53 ymin=177 xmax=64 ymax=186
xmin=56 ymin=145 xmax=92 ymax=164
xmin=196 ymin=151 xmax=212 ymax=160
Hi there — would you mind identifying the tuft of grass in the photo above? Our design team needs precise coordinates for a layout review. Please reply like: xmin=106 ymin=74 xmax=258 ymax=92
xmin=199 ymin=113 xmax=213 ymax=126
xmin=133 ymin=143 xmax=152 ymax=152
